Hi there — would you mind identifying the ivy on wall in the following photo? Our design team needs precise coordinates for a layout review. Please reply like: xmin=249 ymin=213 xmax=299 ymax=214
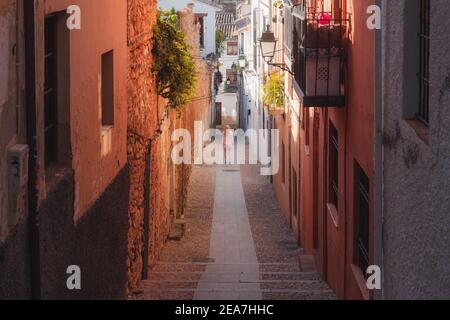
xmin=215 ymin=30 xmax=227 ymax=58
xmin=152 ymin=9 xmax=197 ymax=112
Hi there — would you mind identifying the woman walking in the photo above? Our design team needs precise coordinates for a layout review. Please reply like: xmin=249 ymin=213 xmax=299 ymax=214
xmin=223 ymin=125 xmax=233 ymax=165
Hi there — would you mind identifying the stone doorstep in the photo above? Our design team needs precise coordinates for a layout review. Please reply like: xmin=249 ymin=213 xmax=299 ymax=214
xmin=167 ymin=219 xmax=186 ymax=241
xmin=299 ymin=254 xmax=319 ymax=273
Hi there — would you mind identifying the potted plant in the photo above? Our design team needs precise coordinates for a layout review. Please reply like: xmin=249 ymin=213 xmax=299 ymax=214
xmin=263 ymin=73 xmax=285 ymax=115
xmin=306 ymin=20 xmax=347 ymax=49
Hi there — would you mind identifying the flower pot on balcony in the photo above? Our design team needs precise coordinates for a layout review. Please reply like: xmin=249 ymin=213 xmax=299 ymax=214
xmin=306 ymin=24 xmax=346 ymax=49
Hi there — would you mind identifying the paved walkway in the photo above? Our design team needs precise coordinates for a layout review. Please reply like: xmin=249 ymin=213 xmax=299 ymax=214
xmin=193 ymin=165 xmax=262 ymax=300
xmin=130 ymin=162 xmax=335 ymax=300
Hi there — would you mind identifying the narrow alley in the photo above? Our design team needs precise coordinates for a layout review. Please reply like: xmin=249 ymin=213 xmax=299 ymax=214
xmin=131 ymin=161 xmax=335 ymax=300
xmin=1 ymin=0 xmax=450 ymax=303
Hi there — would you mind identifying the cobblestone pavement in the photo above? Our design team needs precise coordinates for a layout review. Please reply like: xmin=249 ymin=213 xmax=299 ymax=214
xmin=130 ymin=162 xmax=335 ymax=300
xmin=240 ymin=163 xmax=335 ymax=300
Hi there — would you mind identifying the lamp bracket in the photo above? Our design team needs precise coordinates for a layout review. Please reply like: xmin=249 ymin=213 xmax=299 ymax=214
xmin=268 ymin=63 xmax=294 ymax=75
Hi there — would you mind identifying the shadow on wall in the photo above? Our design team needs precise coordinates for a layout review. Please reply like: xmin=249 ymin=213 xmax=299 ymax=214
xmin=0 ymin=217 xmax=31 ymax=299
xmin=38 ymin=166 xmax=130 ymax=299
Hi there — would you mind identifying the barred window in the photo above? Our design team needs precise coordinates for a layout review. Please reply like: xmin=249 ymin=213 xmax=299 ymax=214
xmin=355 ymin=163 xmax=370 ymax=276
xmin=418 ymin=0 xmax=430 ymax=125
xmin=329 ymin=122 xmax=339 ymax=208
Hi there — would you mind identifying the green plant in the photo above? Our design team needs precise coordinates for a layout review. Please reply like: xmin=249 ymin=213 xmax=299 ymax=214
xmin=263 ymin=72 xmax=285 ymax=111
xmin=216 ymin=30 xmax=227 ymax=57
xmin=152 ymin=9 xmax=197 ymax=111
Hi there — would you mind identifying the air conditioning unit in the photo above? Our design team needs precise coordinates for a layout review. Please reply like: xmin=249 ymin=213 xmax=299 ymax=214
xmin=7 ymin=144 xmax=29 ymax=226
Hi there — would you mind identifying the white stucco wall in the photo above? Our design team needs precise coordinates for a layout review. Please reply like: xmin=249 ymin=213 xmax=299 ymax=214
xmin=244 ymin=73 xmax=261 ymax=131
xmin=237 ymin=0 xmax=270 ymax=132
xmin=158 ymin=0 xmax=220 ymax=57
xmin=381 ymin=0 xmax=450 ymax=299
xmin=216 ymin=93 xmax=238 ymax=127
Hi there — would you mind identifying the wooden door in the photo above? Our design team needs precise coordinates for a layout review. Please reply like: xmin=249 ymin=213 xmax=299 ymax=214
xmin=215 ymin=102 xmax=222 ymax=126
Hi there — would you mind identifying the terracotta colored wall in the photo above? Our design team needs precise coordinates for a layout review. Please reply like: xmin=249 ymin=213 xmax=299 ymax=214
xmin=342 ymin=0 xmax=375 ymax=300
xmin=0 ymin=0 xmax=21 ymax=242
xmin=1 ymin=0 xmax=131 ymax=299
xmin=0 ymin=2 xmax=29 ymax=298
xmin=298 ymin=0 xmax=375 ymax=300
xmin=31 ymin=0 xmax=129 ymax=220
xmin=273 ymin=115 xmax=291 ymax=223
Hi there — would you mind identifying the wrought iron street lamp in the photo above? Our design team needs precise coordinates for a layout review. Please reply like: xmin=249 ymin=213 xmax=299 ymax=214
xmin=259 ymin=25 xmax=293 ymax=75
xmin=259 ymin=25 xmax=277 ymax=64
xmin=238 ymin=55 xmax=247 ymax=68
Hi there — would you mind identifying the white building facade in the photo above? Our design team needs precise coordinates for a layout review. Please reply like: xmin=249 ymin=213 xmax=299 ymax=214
xmin=236 ymin=0 xmax=272 ymax=132
xmin=158 ymin=0 xmax=221 ymax=58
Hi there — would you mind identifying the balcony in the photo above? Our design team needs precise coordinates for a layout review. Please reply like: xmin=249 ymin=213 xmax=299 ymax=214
xmin=292 ymin=3 xmax=348 ymax=107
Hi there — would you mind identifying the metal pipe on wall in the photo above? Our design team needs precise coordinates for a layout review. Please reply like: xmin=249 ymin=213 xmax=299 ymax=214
xmin=24 ymin=0 xmax=41 ymax=300
xmin=374 ymin=0 xmax=384 ymax=301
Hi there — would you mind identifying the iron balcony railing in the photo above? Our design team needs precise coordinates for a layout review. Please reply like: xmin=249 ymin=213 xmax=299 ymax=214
xmin=292 ymin=1 xmax=348 ymax=107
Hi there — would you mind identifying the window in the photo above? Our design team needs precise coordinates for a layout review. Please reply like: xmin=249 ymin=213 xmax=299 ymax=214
xmin=253 ymin=10 xmax=258 ymax=70
xmin=292 ymin=167 xmax=298 ymax=222
xmin=418 ymin=0 xmax=430 ymax=125
xmin=101 ymin=50 xmax=114 ymax=127
xmin=355 ymin=162 xmax=370 ymax=275
xmin=44 ymin=13 xmax=71 ymax=170
xmin=404 ymin=0 xmax=431 ymax=127
xmin=227 ymin=41 xmax=238 ymax=56
xmin=303 ymin=107 xmax=310 ymax=146
xmin=284 ymin=6 xmax=293 ymax=54
xmin=292 ymin=16 xmax=305 ymax=92
xmin=329 ymin=122 xmax=339 ymax=207
xmin=281 ymin=142 xmax=286 ymax=184
xmin=288 ymin=73 xmax=293 ymax=99
xmin=195 ymin=15 xmax=206 ymax=49
xmin=44 ymin=15 xmax=58 ymax=167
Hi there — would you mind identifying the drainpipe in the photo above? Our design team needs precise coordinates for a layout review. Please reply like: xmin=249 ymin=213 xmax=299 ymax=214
xmin=322 ymin=108 xmax=328 ymax=281
xmin=374 ymin=0 xmax=384 ymax=301
xmin=269 ymin=0 xmax=273 ymax=22
xmin=142 ymin=143 xmax=152 ymax=280
xmin=24 ymin=0 xmax=41 ymax=300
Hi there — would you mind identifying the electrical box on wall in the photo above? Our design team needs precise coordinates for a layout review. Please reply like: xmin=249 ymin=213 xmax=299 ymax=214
xmin=7 ymin=144 xmax=29 ymax=226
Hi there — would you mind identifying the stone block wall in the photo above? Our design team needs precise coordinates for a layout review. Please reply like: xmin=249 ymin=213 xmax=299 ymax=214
xmin=126 ymin=1 xmax=212 ymax=293
xmin=126 ymin=0 xmax=158 ymax=291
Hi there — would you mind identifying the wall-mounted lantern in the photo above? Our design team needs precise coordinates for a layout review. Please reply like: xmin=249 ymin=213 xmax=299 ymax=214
xmin=259 ymin=25 xmax=293 ymax=75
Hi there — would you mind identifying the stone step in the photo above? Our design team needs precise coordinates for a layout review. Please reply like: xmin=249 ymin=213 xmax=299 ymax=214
xmin=140 ymin=279 xmax=331 ymax=291
xmin=151 ymin=262 xmax=302 ymax=273
xmin=262 ymin=291 xmax=337 ymax=301
xmin=148 ymin=271 xmax=322 ymax=282
xmin=131 ymin=288 xmax=336 ymax=301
